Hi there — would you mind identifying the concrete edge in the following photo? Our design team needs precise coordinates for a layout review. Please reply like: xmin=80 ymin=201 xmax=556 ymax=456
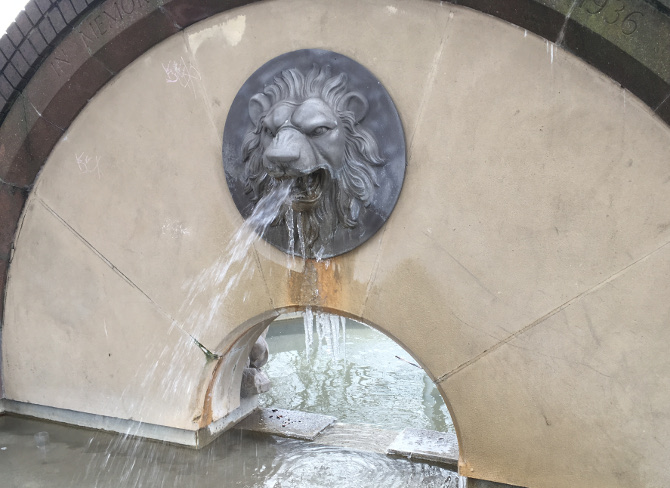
xmin=1 ymin=396 xmax=258 ymax=448
xmin=197 ymin=395 xmax=258 ymax=447
xmin=386 ymin=428 xmax=459 ymax=468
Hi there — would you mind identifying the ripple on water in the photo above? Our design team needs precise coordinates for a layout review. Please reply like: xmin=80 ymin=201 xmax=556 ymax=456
xmin=262 ymin=320 xmax=454 ymax=433
xmin=263 ymin=439 xmax=460 ymax=488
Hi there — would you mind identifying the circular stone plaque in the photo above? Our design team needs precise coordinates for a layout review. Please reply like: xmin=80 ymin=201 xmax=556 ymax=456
xmin=222 ymin=49 xmax=406 ymax=259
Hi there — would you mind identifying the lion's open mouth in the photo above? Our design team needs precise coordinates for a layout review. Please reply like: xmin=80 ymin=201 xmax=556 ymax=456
xmin=290 ymin=168 xmax=325 ymax=211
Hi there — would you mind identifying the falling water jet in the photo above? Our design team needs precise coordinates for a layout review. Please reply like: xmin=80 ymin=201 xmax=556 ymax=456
xmin=286 ymin=205 xmax=295 ymax=257
xmin=179 ymin=181 xmax=294 ymax=343
xmin=304 ymin=308 xmax=314 ymax=357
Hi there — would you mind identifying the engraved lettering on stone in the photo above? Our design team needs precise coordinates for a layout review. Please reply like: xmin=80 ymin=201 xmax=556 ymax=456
xmin=578 ymin=0 xmax=643 ymax=35
xmin=242 ymin=65 xmax=384 ymax=256
xmin=77 ymin=0 xmax=152 ymax=48
xmin=50 ymin=50 xmax=72 ymax=77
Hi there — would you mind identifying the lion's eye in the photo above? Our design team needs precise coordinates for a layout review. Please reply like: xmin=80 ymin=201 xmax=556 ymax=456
xmin=310 ymin=126 xmax=330 ymax=137
xmin=263 ymin=126 xmax=275 ymax=137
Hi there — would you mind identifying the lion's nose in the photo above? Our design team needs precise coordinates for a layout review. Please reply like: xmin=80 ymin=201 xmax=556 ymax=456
xmin=263 ymin=129 xmax=301 ymax=177
xmin=264 ymin=150 xmax=300 ymax=177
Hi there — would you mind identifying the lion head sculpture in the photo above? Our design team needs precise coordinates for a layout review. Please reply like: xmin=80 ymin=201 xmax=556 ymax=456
xmin=241 ymin=64 xmax=385 ymax=256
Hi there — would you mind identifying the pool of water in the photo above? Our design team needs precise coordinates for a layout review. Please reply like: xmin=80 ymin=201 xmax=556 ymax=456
xmin=261 ymin=316 xmax=454 ymax=433
xmin=0 ymin=416 xmax=460 ymax=488
xmin=0 ymin=315 xmax=458 ymax=487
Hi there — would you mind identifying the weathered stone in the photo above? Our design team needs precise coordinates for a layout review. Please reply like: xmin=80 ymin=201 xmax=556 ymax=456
xmin=0 ymin=182 xmax=27 ymax=260
xmin=2 ymin=3 xmax=670 ymax=488
xmin=387 ymin=428 xmax=458 ymax=468
xmin=240 ymin=367 xmax=270 ymax=397
xmin=248 ymin=335 xmax=268 ymax=369
xmin=236 ymin=408 xmax=336 ymax=440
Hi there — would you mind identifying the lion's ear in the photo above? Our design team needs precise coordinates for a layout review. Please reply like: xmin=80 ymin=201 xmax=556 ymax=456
xmin=339 ymin=92 xmax=369 ymax=123
xmin=249 ymin=94 xmax=271 ymax=125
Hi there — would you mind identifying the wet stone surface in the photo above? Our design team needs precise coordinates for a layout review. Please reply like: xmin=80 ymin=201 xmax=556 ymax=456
xmin=235 ymin=407 xmax=336 ymax=441
xmin=387 ymin=428 xmax=459 ymax=468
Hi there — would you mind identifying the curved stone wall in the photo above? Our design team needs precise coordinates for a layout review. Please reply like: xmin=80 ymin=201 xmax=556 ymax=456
xmin=2 ymin=1 xmax=670 ymax=487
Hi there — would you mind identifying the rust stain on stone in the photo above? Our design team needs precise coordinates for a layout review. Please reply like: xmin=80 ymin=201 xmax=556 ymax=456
xmin=286 ymin=258 xmax=362 ymax=313
xmin=199 ymin=357 xmax=224 ymax=428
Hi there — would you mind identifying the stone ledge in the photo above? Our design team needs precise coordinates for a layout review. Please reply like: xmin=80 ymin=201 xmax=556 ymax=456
xmin=237 ymin=407 xmax=462 ymax=470
xmin=0 ymin=397 xmax=258 ymax=448
xmin=387 ymin=428 xmax=459 ymax=468
xmin=236 ymin=407 xmax=336 ymax=441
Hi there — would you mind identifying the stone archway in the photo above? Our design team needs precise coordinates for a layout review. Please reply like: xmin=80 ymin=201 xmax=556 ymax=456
xmin=2 ymin=1 xmax=670 ymax=487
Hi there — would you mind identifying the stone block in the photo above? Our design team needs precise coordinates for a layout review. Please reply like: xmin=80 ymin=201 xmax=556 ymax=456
xmin=0 ymin=36 xmax=16 ymax=59
xmin=23 ymin=116 xmax=63 ymax=176
xmin=0 ymin=182 xmax=27 ymax=260
xmin=27 ymin=28 xmax=48 ymax=53
xmin=92 ymin=8 xmax=180 ymax=74
xmin=58 ymin=0 xmax=78 ymax=23
xmin=19 ymin=41 xmax=39 ymax=66
xmin=25 ymin=2 xmax=43 ymax=24
xmin=32 ymin=32 xmax=273 ymax=351
xmin=3 ymin=199 xmax=212 ymax=429
xmin=47 ymin=9 xmax=67 ymax=33
xmin=35 ymin=0 xmax=52 ymax=15
xmin=387 ymin=428 xmax=459 ymax=467
xmin=561 ymin=19 xmax=670 ymax=111
xmin=71 ymin=0 xmax=89 ymax=15
xmin=16 ymin=12 xmax=34 ymax=36
xmin=6 ymin=24 xmax=23 ymax=48
xmin=9 ymin=52 xmax=29 ymax=79
xmin=3 ymin=63 xmax=21 ymax=88
xmin=454 ymin=0 xmax=563 ymax=42
xmin=162 ymin=0 xmax=256 ymax=28
xmin=0 ymin=75 xmax=13 ymax=98
xmin=0 ymin=96 xmax=31 ymax=187
xmin=25 ymin=45 xmax=113 ymax=130
xmin=37 ymin=17 xmax=57 ymax=45
xmin=240 ymin=368 xmax=270 ymax=397
xmin=236 ymin=408 xmax=336 ymax=440
xmin=444 ymin=242 xmax=670 ymax=487
xmin=70 ymin=0 xmax=175 ymax=74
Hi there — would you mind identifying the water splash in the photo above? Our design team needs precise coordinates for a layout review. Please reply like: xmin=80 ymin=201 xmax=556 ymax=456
xmin=286 ymin=205 xmax=295 ymax=256
xmin=179 ymin=181 xmax=293 ymax=341
xmin=303 ymin=311 xmax=347 ymax=360
xmin=304 ymin=308 xmax=314 ymax=356
xmin=296 ymin=212 xmax=307 ymax=258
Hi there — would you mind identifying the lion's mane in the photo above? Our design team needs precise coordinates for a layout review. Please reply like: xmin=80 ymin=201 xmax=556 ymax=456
xmin=241 ymin=65 xmax=384 ymax=250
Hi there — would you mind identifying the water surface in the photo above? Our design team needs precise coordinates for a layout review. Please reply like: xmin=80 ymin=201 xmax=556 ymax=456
xmin=0 ymin=416 xmax=459 ymax=487
xmin=261 ymin=317 xmax=453 ymax=433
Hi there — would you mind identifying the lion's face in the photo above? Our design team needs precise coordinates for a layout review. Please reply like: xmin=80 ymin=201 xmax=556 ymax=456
xmin=259 ymin=98 xmax=346 ymax=212
xmin=241 ymin=65 xmax=384 ymax=256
